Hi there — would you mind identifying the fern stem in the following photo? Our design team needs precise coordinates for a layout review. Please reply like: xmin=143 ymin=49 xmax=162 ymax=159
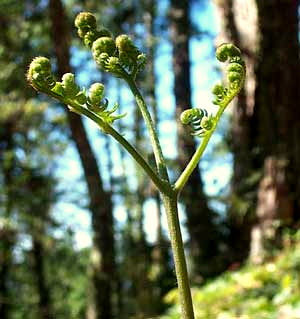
xmin=66 ymin=99 xmax=168 ymax=193
xmin=126 ymin=79 xmax=170 ymax=182
xmin=162 ymin=194 xmax=195 ymax=319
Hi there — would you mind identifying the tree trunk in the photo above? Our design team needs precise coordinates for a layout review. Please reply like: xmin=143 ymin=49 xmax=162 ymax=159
xmin=48 ymin=1 xmax=115 ymax=317
xmin=0 ymin=117 xmax=17 ymax=319
xmin=169 ymin=0 xmax=219 ymax=279
xmin=26 ymin=172 xmax=55 ymax=319
xmin=250 ymin=0 xmax=300 ymax=262
xmin=0 ymin=226 xmax=13 ymax=319
xmin=214 ymin=0 xmax=258 ymax=265
xmin=32 ymin=237 xmax=54 ymax=319
xmin=215 ymin=0 xmax=300 ymax=263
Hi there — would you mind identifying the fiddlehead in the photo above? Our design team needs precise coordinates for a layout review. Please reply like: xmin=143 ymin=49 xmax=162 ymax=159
xmin=27 ymin=57 xmax=56 ymax=93
xmin=115 ymin=35 xmax=147 ymax=77
xmin=74 ymin=12 xmax=111 ymax=48
xmin=180 ymin=108 xmax=214 ymax=137
xmin=75 ymin=12 xmax=146 ymax=80
xmin=27 ymin=57 xmax=125 ymax=128
xmin=180 ymin=43 xmax=245 ymax=138
xmin=59 ymin=73 xmax=87 ymax=104
xmin=86 ymin=83 xmax=126 ymax=125
xmin=212 ymin=43 xmax=246 ymax=106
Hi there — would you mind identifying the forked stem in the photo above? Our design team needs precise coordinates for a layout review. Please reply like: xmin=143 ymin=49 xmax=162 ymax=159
xmin=65 ymin=99 xmax=168 ymax=193
xmin=126 ymin=78 xmax=194 ymax=318
xmin=27 ymin=28 xmax=245 ymax=319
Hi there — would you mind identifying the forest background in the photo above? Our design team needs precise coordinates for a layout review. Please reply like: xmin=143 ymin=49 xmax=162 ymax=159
xmin=1 ymin=0 xmax=300 ymax=318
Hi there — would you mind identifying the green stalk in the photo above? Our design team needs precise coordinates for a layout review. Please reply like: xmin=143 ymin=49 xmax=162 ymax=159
xmin=162 ymin=194 xmax=195 ymax=319
xmin=126 ymin=79 xmax=170 ymax=182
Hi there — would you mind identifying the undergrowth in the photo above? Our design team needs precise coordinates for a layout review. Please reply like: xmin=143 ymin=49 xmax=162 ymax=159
xmin=163 ymin=231 xmax=300 ymax=319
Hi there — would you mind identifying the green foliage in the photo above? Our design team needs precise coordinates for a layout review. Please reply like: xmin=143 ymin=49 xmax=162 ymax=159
xmin=8 ymin=236 xmax=89 ymax=319
xmin=27 ymin=57 xmax=125 ymax=129
xmin=163 ymin=231 xmax=300 ymax=319
xmin=48 ymin=241 xmax=90 ymax=319
xmin=74 ymin=12 xmax=111 ymax=48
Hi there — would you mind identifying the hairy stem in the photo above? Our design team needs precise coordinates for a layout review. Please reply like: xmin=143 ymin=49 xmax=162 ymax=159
xmin=63 ymin=98 xmax=168 ymax=193
xmin=174 ymin=105 xmax=227 ymax=194
xmin=162 ymin=194 xmax=194 ymax=319
xmin=126 ymin=79 xmax=170 ymax=182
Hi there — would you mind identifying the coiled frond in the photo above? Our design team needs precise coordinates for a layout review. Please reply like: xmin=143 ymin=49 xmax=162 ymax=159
xmin=115 ymin=35 xmax=147 ymax=77
xmin=180 ymin=43 xmax=245 ymax=139
xmin=180 ymin=108 xmax=214 ymax=137
xmin=212 ymin=43 xmax=246 ymax=106
xmin=27 ymin=57 xmax=56 ymax=92
xmin=86 ymin=83 xmax=126 ymax=125
xmin=75 ymin=12 xmax=146 ymax=80
xmin=74 ymin=12 xmax=111 ymax=48
xmin=27 ymin=58 xmax=125 ymax=128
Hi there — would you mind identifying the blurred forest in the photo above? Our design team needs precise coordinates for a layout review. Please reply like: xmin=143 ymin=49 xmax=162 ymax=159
xmin=0 ymin=0 xmax=300 ymax=318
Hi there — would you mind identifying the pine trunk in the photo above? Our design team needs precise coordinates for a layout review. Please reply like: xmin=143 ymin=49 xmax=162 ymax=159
xmin=32 ymin=237 xmax=54 ymax=319
xmin=0 ymin=117 xmax=16 ymax=319
xmin=250 ymin=0 xmax=300 ymax=262
xmin=27 ymin=172 xmax=55 ymax=319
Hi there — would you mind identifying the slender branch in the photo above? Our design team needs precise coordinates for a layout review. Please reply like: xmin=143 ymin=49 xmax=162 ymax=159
xmin=107 ymin=126 xmax=169 ymax=194
xmin=64 ymin=98 xmax=168 ymax=194
xmin=174 ymin=105 xmax=226 ymax=194
xmin=174 ymin=43 xmax=246 ymax=194
xmin=126 ymin=79 xmax=170 ymax=182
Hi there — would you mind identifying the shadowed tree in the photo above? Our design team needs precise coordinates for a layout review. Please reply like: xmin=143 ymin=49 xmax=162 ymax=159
xmin=0 ymin=115 xmax=17 ymax=319
xmin=24 ymin=171 xmax=56 ymax=319
xmin=48 ymin=0 xmax=115 ymax=317
xmin=0 ymin=99 xmax=63 ymax=319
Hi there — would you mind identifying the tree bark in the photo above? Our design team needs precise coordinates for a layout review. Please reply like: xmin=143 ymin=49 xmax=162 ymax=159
xmin=215 ymin=0 xmax=300 ymax=263
xmin=26 ymin=172 xmax=55 ymax=319
xmin=250 ymin=0 xmax=300 ymax=262
xmin=214 ymin=0 xmax=258 ymax=265
xmin=32 ymin=237 xmax=54 ymax=319
xmin=0 ymin=226 xmax=13 ymax=319
xmin=48 ymin=1 xmax=115 ymax=317
xmin=0 ymin=115 xmax=18 ymax=319
xmin=169 ymin=0 xmax=219 ymax=279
